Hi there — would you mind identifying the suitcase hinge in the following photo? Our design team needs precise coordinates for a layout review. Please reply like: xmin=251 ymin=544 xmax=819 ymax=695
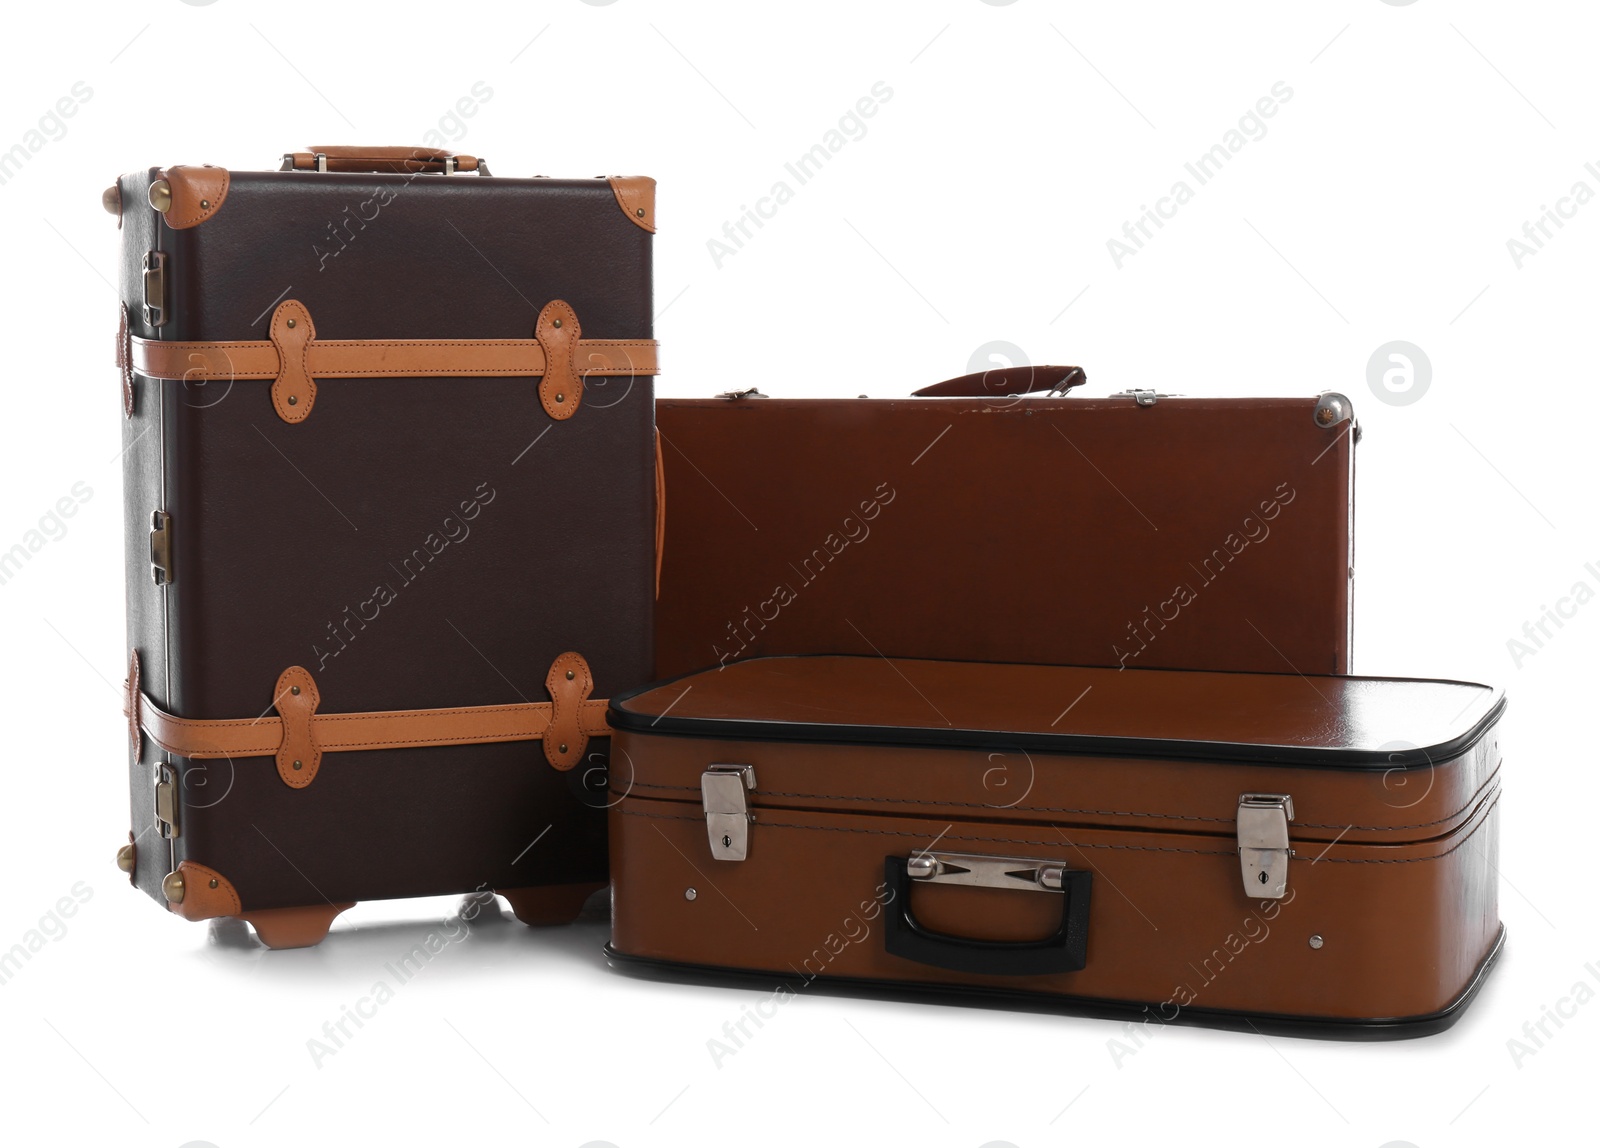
xmin=154 ymin=762 xmax=179 ymax=839
xmin=1237 ymin=793 xmax=1293 ymax=900
xmin=149 ymin=510 xmax=174 ymax=585
xmin=142 ymin=251 xmax=166 ymax=328
xmin=702 ymin=765 xmax=756 ymax=861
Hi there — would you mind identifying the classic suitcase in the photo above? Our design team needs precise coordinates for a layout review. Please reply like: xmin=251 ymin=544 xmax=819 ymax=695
xmin=109 ymin=147 xmax=659 ymax=946
xmin=654 ymin=370 xmax=1357 ymax=679
xmin=606 ymin=655 xmax=1504 ymax=1036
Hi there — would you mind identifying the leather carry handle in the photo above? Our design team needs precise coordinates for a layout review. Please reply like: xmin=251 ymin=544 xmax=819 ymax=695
xmin=281 ymin=146 xmax=488 ymax=175
xmin=882 ymin=855 xmax=1092 ymax=976
xmin=912 ymin=364 xmax=1086 ymax=398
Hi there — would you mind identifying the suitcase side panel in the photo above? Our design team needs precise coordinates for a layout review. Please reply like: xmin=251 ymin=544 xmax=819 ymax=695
xmin=607 ymin=722 xmax=1503 ymax=848
xmin=654 ymin=396 xmax=1353 ymax=679
xmin=127 ymin=170 xmax=652 ymax=911
xmin=119 ymin=167 xmax=176 ymax=905
xmin=610 ymin=761 xmax=1501 ymax=1025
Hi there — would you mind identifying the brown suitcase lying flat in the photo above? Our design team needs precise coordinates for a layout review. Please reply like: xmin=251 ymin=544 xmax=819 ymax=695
xmin=606 ymin=655 xmax=1504 ymax=1037
xmin=653 ymin=372 xmax=1357 ymax=680
xmin=110 ymin=147 xmax=658 ymax=946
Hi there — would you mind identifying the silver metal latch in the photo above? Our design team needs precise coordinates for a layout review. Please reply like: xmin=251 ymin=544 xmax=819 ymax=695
xmin=1113 ymin=388 xmax=1174 ymax=407
xmin=907 ymin=851 xmax=1068 ymax=892
xmin=702 ymin=765 xmax=756 ymax=860
xmin=1237 ymin=794 xmax=1294 ymax=899
xmin=154 ymin=762 xmax=179 ymax=839
xmin=149 ymin=510 xmax=174 ymax=585
xmin=715 ymin=388 xmax=768 ymax=400
xmin=142 ymin=251 xmax=166 ymax=328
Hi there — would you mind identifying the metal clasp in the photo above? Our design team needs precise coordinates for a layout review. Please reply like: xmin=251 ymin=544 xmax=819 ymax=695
xmin=149 ymin=510 xmax=174 ymax=585
xmin=154 ymin=762 xmax=179 ymax=840
xmin=702 ymin=765 xmax=756 ymax=860
xmin=1112 ymin=388 xmax=1172 ymax=407
xmin=1237 ymin=794 xmax=1294 ymax=899
xmin=715 ymin=388 xmax=768 ymax=400
xmin=906 ymin=851 xmax=1068 ymax=893
xmin=141 ymin=251 xmax=166 ymax=328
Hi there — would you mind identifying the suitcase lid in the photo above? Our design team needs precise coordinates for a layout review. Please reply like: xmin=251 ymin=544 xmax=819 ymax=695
xmin=609 ymin=655 xmax=1503 ymax=770
xmin=653 ymin=392 xmax=1356 ymax=682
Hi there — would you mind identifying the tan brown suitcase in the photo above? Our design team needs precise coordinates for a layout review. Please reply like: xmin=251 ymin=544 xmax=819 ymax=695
xmin=654 ymin=368 xmax=1357 ymax=680
xmin=605 ymin=655 xmax=1504 ymax=1037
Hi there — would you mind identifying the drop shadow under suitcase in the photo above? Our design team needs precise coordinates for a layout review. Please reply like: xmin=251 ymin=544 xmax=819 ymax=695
xmin=605 ymin=655 xmax=1504 ymax=1037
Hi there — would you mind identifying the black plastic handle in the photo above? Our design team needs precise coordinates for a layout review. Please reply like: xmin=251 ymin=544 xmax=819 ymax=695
xmin=882 ymin=856 xmax=1091 ymax=976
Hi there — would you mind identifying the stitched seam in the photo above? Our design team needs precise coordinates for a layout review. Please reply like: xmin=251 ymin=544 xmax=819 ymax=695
xmin=617 ymin=799 xmax=1499 ymax=864
xmin=617 ymin=809 xmax=1236 ymax=856
xmin=624 ymin=771 xmax=1501 ymax=832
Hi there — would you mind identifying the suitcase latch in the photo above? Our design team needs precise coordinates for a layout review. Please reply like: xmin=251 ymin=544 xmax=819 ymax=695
xmin=142 ymin=251 xmax=166 ymax=328
xmin=1237 ymin=793 xmax=1294 ymax=900
xmin=1112 ymin=388 xmax=1175 ymax=407
xmin=154 ymin=762 xmax=179 ymax=839
xmin=702 ymin=765 xmax=756 ymax=861
xmin=149 ymin=510 xmax=174 ymax=585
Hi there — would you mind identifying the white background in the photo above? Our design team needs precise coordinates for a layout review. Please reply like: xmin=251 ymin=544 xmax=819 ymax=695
xmin=1 ymin=1 xmax=1594 ymax=1145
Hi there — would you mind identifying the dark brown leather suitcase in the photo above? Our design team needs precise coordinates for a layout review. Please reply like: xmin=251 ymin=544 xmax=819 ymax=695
xmin=654 ymin=369 xmax=1357 ymax=679
xmin=108 ymin=147 xmax=658 ymax=946
xmin=606 ymin=655 xmax=1504 ymax=1036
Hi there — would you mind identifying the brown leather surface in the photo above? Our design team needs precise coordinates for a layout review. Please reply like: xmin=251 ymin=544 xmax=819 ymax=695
xmin=268 ymin=300 xmax=317 ymax=422
xmin=619 ymin=656 xmax=1499 ymax=762
xmin=610 ymin=788 xmax=1500 ymax=1022
xmin=607 ymin=176 xmax=657 ymax=232
xmin=654 ymin=432 xmax=666 ymax=598
xmin=168 ymin=860 xmax=241 ymax=921
xmin=609 ymin=657 xmax=1503 ymax=1021
xmin=273 ymin=666 xmax=322 ymax=787
xmin=289 ymin=146 xmax=480 ymax=173
xmin=161 ymin=165 xmax=229 ymax=229
xmin=119 ymin=167 xmax=654 ymax=912
xmin=536 ymin=299 xmax=583 ymax=420
xmin=116 ymin=303 xmax=134 ymax=417
xmin=498 ymin=882 xmax=606 ymax=926
xmin=125 ymin=650 xmax=142 ymax=754
xmin=242 ymin=903 xmax=355 ymax=948
xmin=132 ymin=686 xmax=610 ymax=760
xmin=543 ymin=652 xmax=596 ymax=770
xmin=654 ymin=394 xmax=1354 ymax=679
xmin=911 ymin=364 xmax=1085 ymax=397
xmin=128 ymin=333 xmax=658 ymax=382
